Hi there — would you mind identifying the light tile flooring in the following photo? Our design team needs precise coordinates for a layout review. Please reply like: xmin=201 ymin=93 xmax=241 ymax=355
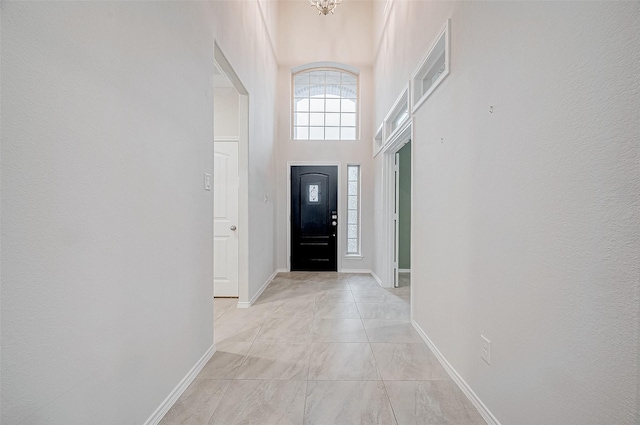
xmin=160 ymin=272 xmax=486 ymax=425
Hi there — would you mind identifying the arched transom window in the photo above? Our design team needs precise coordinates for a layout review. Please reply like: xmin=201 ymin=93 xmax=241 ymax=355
xmin=292 ymin=68 xmax=358 ymax=140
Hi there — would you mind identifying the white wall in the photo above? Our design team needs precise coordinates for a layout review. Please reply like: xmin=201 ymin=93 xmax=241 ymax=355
xmin=214 ymin=87 xmax=239 ymax=139
xmin=275 ymin=1 xmax=375 ymax=272
xmin=1 ymin=1 xmax=278 ymax=423
xmin=373 ymin=1 xmax=639 ymax=424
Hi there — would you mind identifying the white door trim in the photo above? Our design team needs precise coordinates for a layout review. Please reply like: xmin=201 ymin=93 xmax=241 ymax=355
xmin=287 ymin=162 xmax=342 ymax=272
xmin=214 ymin=42 xmax=250 ymax=306
xmin=381 ymin=120 xmax=412 ymax=288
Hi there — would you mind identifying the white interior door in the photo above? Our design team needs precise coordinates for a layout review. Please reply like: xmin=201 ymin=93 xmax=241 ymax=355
xmin=214 ymin=141 xmax=239 ymax=297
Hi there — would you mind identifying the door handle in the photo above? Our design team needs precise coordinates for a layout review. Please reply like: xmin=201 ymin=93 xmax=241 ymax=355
xmin=230 ymin=225 xmax=237 ymax=231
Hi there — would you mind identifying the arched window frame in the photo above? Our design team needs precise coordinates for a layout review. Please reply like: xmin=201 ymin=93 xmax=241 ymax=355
xmin=291 ymin=63 xmax=359 ymax=141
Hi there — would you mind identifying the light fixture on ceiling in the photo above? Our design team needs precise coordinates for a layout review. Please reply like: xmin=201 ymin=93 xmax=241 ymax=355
xmin=309 ymin=0 xmax=342 ymax=15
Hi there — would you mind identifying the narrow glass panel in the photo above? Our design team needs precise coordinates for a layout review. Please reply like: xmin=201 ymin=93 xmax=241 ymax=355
xmin=348 ymin=210 xmax=357 ymax=224
xmin=348 ymin=195 xmax=358 ymax=209
xmin=348 ymin=181 xmax=358 ymax=196
xmin=341 ymin=99 xmax=356 ymax=113
xmin=309 ymin=113 xmax=324 ymax=126
xmin=348 ymin=225 xmax=357 ymax=238
xmin=325 ymin=127 xmax=340 ymax=140
xmin=309 ymin=127 xmax=324 ymax=140
xmin=348 ymin=239 xmax=358 ymax=254
xmin=295 ymin=127 xmax=309 ymax=140
xmin=295 ymin=98 xmax=309 ymax=112
xmin=342 ymin=113 xmax=356 ymax=127
xmin=308 ymin=184 xmax=319 ymax=203
xmin=342 ymin=127 xmax=356 ymax=140
xmin=348 ymin=166 xmax=358 ymax=181
xmin=326 ymin=113 xmax=340 ymax=126
xmin=295 ymin=113 xmax=309 ymax=126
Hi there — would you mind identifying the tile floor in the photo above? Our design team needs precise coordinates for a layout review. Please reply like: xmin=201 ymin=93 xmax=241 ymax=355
xmin=160 ymin=272 xmax=486 ymax=425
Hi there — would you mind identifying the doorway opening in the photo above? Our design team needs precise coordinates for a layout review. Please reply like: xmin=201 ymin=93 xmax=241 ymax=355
xmin=213 ymin=43 xmax=249 ymax=305
xmin=287 ymin=163 xmax=340 ymax=272
xmin=382 ymin=122 xmax=412 ymax=291
xmin=396 ymin=142 xmax=411 ymax=289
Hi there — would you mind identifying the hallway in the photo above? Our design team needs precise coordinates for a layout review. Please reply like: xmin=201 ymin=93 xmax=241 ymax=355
xmin=160 ymin=273 xmax=486 ymax=424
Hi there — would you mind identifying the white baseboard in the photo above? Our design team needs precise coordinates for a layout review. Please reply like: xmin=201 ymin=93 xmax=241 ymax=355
xmin=340 ymin=269 xmax=372 ymax=274
xmin=370 ymin=271 xmax=383 ymax=286
xmin=144 ymin=344 xmax=216 ymax=425
xmin=276 ymin=268 xmax=288 ymax=273
xmin=237 ymin=269 xmax=279 ymax=309
xmin=411 ymin=320 xmax=501 ymax=425
xmin=399 ymin=268 xmax=411 ymax=273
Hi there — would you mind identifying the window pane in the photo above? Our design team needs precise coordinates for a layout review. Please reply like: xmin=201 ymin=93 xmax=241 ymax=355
xmin=295 ymin=113 xmax=309 ymax=126
xmin=348 ymin=166 xmax=358 ymax=181
xmin=325 ymin=71 xmax=341 ymax=85
xmin=348 ymin=225 xmax=357 ymax=238
xmin=309 ymin=113 xmax=324 ymax=126
xmin=308 ymin=184 xmax=319 ymax=203
xmin=348 ymin=181 xmax=358 ymax=196
xmin=295 ymin=127 xmax=309 ymax=140
xmin=295 ymin=98 xmax=309 ymax=112
xmin=326 ymin=98 xmax=341 ymax=113
xmin=341 ymin=99 xmax=356 ymax=113
xmin=325 ymin=127 xmax=340 ymax=140
xmin=342 ymin=127 xmax=356 ymax=140
xmin=309 ymin=127 xmax=324 ymax=140
xmin=341 ymin=73 xmax=357 ymax=85
xmin=341 ymin=113 xmax=356 ymax=127
xmin=348 ymin=239 xmax=358 ymax=254
xmin=348 ymin=210 xmax=357 ymax=224
xmin=309 ymin=71 xmax=325 ymax=85
xmin=326 ymin=113 xmax=340 ymax=126
xmin=309 ymin=98 xmax=325 ymax=112
xmin=348 ymin=195 xmax=358 ymax=209
xmin=294 ymin=73 xmax=309 ymax=86
xmin=341 ymin=84 xmax=357 ymax=98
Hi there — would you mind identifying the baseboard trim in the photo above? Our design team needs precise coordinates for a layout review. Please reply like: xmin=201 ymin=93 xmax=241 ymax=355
xmin=144 ymin=344 xmax=216 ymax=425
xmin=237 ymin=269 xmax=279 ymax=309
xmin=340 ymin=268 xmax=372 ymax=274
xmin=370 ymin=271 xmax=383 ymax=286
xmin=411 ymin=320 xmax=501 ymax=425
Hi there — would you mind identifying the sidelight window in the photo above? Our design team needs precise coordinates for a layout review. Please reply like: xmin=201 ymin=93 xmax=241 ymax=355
xmin=346 ymin=165 xmax=360 ymax=255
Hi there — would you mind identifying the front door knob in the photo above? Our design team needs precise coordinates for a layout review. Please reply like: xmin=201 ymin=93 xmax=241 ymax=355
xmin=230 ymin=225 xmax=237 ymax=231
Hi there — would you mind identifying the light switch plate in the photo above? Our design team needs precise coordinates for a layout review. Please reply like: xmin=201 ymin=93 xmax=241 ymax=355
xmin=204 ymin=173 xmax=211 ymax=191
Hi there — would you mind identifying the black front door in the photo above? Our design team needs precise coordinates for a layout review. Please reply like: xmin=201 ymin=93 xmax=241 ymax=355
xmin=291 ymin=166 xmax=338 ymax=271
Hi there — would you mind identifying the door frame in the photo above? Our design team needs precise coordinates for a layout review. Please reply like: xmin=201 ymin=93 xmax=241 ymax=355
xmin=213 ymin=42 xmax=250 ymax=305
xmin=287 ymin=162 xmax=342 ymax=272
xmin=381 ymin=120 xmax=412 ymax=288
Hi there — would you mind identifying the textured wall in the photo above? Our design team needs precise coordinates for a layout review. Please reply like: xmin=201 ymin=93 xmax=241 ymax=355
xmin=374 ymin=1 xmax=639 ymax=424
xmin=1 ymin=1 xmax=278 ymax=423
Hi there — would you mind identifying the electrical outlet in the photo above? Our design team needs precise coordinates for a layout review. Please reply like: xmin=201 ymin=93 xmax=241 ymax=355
xmin=481 ymin=335 xmax=491 ymax=365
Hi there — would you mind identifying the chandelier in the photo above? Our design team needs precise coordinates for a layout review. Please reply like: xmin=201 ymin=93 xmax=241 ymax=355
xmin=309 ymin=0 xmax=342 ymax=15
